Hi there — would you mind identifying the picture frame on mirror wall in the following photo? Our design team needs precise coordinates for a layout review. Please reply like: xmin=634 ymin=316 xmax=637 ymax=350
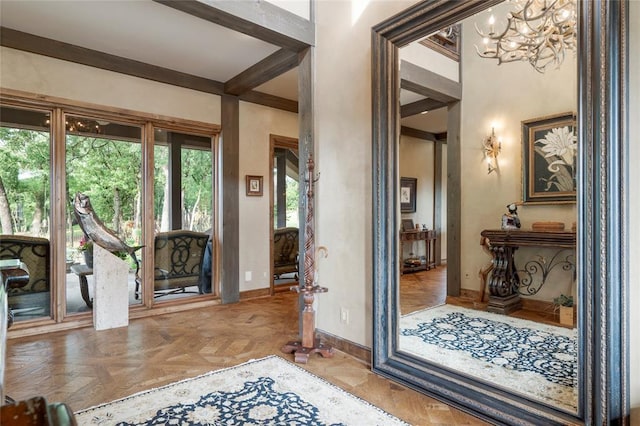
xmin=522 ymin=112 xmax=577 ymax=204
xmin=401 ymin=219 xmax=414 ymax=232
xmin=400 ymin=177 xmax=417 ymax=213
xmin=246 ymin=175 xmax=263 ymax=196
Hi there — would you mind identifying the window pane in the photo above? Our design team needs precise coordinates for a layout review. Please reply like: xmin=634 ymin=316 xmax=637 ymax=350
xmin=273 ymin=147 xmax=299 ymax=229
xmin=153 ymin=129 xmax=213 ymax=299
xmin=65 ymin=116 xmax=143 ymax=314
xmin=0 ymin=106 xmax=52 ymax=322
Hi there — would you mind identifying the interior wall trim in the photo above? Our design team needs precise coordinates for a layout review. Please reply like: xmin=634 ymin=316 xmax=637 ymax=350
xmin=315 ymin=329 xmax=371 ymax=365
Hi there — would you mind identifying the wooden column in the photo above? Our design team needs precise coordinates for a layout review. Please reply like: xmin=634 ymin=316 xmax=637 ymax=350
xmin=220 ymin=95 xmax=240 ymax=304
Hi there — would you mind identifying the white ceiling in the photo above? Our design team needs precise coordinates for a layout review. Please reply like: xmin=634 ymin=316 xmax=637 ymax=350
xmin=0 ymin=0 xmax=299 ymax=100
xmin=1 ymin=0 xmax=441 ymax=131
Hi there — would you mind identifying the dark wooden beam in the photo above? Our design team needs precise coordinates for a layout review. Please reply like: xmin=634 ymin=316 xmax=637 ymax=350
xmin=238 ymin=91 xmax=298 ymax=113
xmin=400 ymin=60 xmax=461 ymax=103
xmin=435 ymin=132 xmax=448 ymax=142
xmin=0 ymin=27 xmax=225 ymax=95
xmin=0 ymin=27 xmax=298 ymax=113
xmin=153 ymin=0 xmax=314 ymax=50
xmin=400 ymin=98 xmax=447 ymax=117
xmin=225 ymin=48 xmax=299 ymax=95
xmin=400 ymin=126 xmax=438 ymax=142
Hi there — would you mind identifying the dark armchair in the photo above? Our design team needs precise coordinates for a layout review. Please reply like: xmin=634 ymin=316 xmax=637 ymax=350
xmin=273 ymin=227 xmax=298 ymax=279
xmin=135 ymin=230 xmax=209 ymax=299
xmin=0 ymin=235 xmax=50 ymax=314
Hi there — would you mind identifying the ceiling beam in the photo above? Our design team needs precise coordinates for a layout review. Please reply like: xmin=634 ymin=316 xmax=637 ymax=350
xmin=0 ymin=27 xmax=224 ymax=95
xmin=401 ymin=98 xmax=447 ymax=118
xmin=225 ymin=48 xmax=299 ymax=96
xmin=400 ymin=126 xmax=443 ymax=142
xmin=0 ymin=27 xmax=299 ymax=113
xmin=153 ymin=0 xmax=314 ymax=50
xmin=400 ymin=60 xmax=461 ymax=103
xmin=239 ymin=91 xmax=298 ymax=113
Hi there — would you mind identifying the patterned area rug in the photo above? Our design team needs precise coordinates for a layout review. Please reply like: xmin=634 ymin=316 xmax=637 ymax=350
xmin=75 ymin=355 xmax=408 ymax=425
xmin=399 ymin=304 xmax=578 ymax=412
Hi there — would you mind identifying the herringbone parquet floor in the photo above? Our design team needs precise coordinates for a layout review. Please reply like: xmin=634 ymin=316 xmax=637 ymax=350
xmin=4 ymin=288 xmax=488 ymax=425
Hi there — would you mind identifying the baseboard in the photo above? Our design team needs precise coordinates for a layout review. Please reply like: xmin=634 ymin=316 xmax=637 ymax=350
xmin=239 ymin=287 xmax=270 ymax=300
xmin=454 ymin=288 xmax=555 ymax=313
xmin=315 ymin=329 xmax=371 ymax=365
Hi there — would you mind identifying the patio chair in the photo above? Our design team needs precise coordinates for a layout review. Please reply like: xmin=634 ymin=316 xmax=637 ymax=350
xmin=273 ymin=227 xmax=298 ymax=279
xmin=0 ymin=235 xmax=50 ymax=315
xmin=135 ymin=230 xmax=209 ymax=299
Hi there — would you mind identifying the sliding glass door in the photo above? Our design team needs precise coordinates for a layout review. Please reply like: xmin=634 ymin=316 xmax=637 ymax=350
xmin=64 ymin=115 xmax=143 ymax=315
xmin=0 ymin=106 xmax=52 ymax=322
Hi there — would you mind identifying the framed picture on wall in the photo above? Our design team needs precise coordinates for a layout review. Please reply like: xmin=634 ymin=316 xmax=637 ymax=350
xmin=522 ymin=112 xmax=577 ymax=204
xmin=246 ymin=175 xmax=263 ymax=196
xmin=400 ymin=177 xmax=417 ymax=213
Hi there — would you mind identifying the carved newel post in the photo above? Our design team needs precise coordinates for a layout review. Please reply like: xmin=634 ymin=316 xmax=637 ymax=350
xmin=282 ymin=155 xmax=334 ymax=363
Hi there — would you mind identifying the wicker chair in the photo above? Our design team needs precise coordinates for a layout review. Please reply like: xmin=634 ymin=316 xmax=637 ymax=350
xmin=135 ymin=230 xmax=209 ymax=299
xmin=0 ymin=235 xmax=50 ymax=315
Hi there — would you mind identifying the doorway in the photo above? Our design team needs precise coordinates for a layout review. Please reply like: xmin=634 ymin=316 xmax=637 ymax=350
xmin=269 ymin=135 xmax=299 ymax=294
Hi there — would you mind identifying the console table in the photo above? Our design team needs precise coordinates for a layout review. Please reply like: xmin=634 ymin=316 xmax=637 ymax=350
xmin=400 ymin=229 xmax=437 ymax=274
xmin=480 ymin=229 xmax=576 ymax=314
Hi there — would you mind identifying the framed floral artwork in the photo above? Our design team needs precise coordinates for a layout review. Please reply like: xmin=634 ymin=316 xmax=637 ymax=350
xmin=522 ymin=112 xmax=577 ymax=204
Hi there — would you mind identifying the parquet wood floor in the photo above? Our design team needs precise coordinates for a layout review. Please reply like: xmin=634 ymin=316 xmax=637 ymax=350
xmin=4 ymin=291 xmax=488 ymax=425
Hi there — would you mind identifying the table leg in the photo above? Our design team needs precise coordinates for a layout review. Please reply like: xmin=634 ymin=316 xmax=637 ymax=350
xmin=487 ymin=245 xmax=522 ymax=314
xmin=78 ymin=275 xmax=93 ymax=309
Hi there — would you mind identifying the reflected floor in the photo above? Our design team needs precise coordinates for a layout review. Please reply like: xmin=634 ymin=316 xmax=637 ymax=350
xmin=399 ymin=265 xmax=578 ymax=413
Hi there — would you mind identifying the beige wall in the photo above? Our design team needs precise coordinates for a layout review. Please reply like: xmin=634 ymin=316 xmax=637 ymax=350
xmin=629 ymin=0 xmax=639 ymax=414
xmin=238 ymin=101 xmax=298 ymax=292
xmin=313 ymin=0 xmax=414 ymax=345
xmin=0 ymin=47 xmax=220 ymax=123
xmin=399 ymin=136 xmax=436 ymax=228
xmin=458 ymin=11 xmax=577 ymax=301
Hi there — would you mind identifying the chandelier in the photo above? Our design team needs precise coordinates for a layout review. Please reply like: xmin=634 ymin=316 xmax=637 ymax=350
xmin=44 ymin=116 xmax=107 ymax=135
xmin=475 ymin=0 xmax=577 ymax=73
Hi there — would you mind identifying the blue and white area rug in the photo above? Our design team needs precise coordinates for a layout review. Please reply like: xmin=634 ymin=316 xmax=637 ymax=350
xmin=75 ymin=355 xmax=408 ymax=425
xmin=400 ymin=304 xmax=578 ymax=412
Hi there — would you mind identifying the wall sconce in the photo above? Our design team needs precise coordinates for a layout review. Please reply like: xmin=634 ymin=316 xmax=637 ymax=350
xmin=483 ymin=127 xmax=501 ymax=174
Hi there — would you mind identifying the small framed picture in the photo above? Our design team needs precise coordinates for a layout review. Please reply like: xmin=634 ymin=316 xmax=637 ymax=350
xmin=246 ymin=175 xmax=263 ymax=196
xmin=401 ymin=219 xmax=415 ymax=232
xmin=400 ymin=177 xmax=417 ymax=213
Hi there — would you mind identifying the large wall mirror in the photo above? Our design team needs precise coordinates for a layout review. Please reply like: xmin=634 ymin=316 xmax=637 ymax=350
xmin=372 ymin=1 xmax=628 ymax=424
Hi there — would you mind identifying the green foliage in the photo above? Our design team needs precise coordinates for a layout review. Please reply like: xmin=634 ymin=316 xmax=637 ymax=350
xmin=285 ymin=176 xmax=299 ymax=227
xmin=66 ymin=135 xmax=141 ymax=223
xmin=2 ymin=123 xmax=215 ymax=244
xmin=0 ymin=127 xmax=50 ymax=234
xmin=553 ymin=294 xmax=574 ymax=307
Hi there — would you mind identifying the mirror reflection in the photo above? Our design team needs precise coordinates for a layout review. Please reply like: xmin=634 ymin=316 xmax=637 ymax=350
xmin=396 ymin=1 xmax=578 ymax=413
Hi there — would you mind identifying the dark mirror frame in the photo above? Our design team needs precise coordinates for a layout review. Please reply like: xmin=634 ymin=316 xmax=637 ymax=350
xmin=371 ymin=1 xmax=629 ymax=424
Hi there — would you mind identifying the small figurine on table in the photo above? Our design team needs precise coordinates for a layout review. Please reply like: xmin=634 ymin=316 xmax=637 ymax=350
xmin=501 ymin=203 xmax=521 ymax=230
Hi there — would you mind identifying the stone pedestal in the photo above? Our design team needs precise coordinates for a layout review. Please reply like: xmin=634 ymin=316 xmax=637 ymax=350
xmin=93 ymin=245 xmax=129 ymax=330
